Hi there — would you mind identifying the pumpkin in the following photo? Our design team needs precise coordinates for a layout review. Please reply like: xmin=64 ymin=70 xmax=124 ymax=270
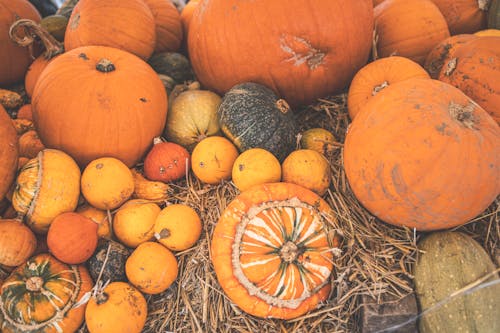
xmin=11 ymin=118 xmax=34 ymax=135
xmin=188 ymin=0 xmax=374 ymax=107
xmin=47 ymin=212 xmax=99 ymax=264
xmin=191 ymin=136 xmax=239 ymax=185
xmin=164 ymin=86 xmax=222 ymax=150
xmin=0 ymin=106 xmax=18 ymax=201
xmin=32 ymin=45 xmax=168 ymax=168
xmin=113 ymin=199 xmax=161 ymax=248
xmin=40 ymin=14 xmax=68 ymax=42
xmin=76 ymin=204 xmax=112 ymax=239
xmin=474 ymin=28 xmax=500 ymax=35
xmin=212 ymin=182 xmax=340 ymax=319
xmin=299 ymin=128 xmax=337 ymax=156
xmin=125 ymin=241 xmax=178 ymax=294
xmin=143 ymin=0 xmax=183 ymax=53
xmin=344 ymin=78 xmax=500 ymax=230
xmin=489 ymin=0 xmax=500 ymax=28
xmin=147 ymin=52 xmax=195 ymax=83
xmin=423 ymin=34 xmax=477 ymax=79
xmin=347 ymin=56 xmax=430 ymax=119
xmin=0 ymin=218 xmax=36 ymax=266
xmin=85 ymin=281 xmax=147 ymax=333
xmin=438 ymin=36 xmax=500 ymax=123
xmin=180 ymin=0 xmax=199 ymax=37
xmin=231 ymin=148 xmax=282 ymax=192
xmin=87 ymin=238 xmax=131 ymax=284
xmin=131 ymin=168 xmax=172 ymax=202
xmin=429 ymin=0 xmax=488 ymax=34
xmin=64 ymin=0 xmax=156 ymax=60
xmin=81 ymin=157 xmax=134 ymax=211
xmin=16 ymin=103 xmax=32 ymax=120
xmin=414 ymin=231 xmax=500 ymax=332
xmin=0 ymin=0 xmax=41 ymax=87
xmin=0 ymin=253 xmax=93 ymax=333
xmin=218 ymin=82 xmax=297 ymax=162
xmin=282 ymin=149 xmax=332 ymax=196
xmin=12 ymin=149 xmax=81 ymax=234
xmin=18 ymin=129 xmax=45 ymax=158
xmin=374 ymin=0 xmax=450 ymax=64
xmin=153 ymin=204 xmax=202 ymax=251
xmin=143 ymin=137 xmax=190 ymax=183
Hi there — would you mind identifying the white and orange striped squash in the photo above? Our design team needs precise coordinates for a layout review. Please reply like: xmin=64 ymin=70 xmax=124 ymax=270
xmin=211 ymin=182 xmax=340 ymax=319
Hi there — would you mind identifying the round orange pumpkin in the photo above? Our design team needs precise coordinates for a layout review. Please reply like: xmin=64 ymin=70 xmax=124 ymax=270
xmin=64 ymin=0 xmax=156 ymax=60
xmin=188 ymin=0 xmax=374 ymax=107
xmin=143 ymin=0 xmax=183 ymax=53
xmin=143 ymin=138 xmax=190 ymax=182
xmin=429 ymin=0 xmax=488 ymax=35
xmin=0 ymin=106 xmax=18 ymax=201
xmin=154 ymin=204 xmax=202 ymax=251
xmin=299 ymin=128 xmax=337 ymax=156
xmin=344 ymin=78 xmax=500 ymax=231
xmin=211 ymin=182 xmax=340 ymax=319
xmin=47 ymin=212 xmax=99 ymax=264
xmin=32 ymin=45 xmax=168 ymax=168
xmin=231 ymin=148 xmax=282 ymax=192
xmin=0 ymin=218 xmax=37 ymax=266
xmin=347 ymin=56 xmax=430 ymax=119
xmin=374 ymin=0 xmax=450 ymax=64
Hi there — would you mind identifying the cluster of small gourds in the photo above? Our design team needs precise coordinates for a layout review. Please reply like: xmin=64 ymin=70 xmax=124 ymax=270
xmin=0 ymin=0 xmax=499 ymax=332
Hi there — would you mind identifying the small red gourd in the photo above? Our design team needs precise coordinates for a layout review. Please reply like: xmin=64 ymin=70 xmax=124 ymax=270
xmin=143 ymin=137 xmax=190 ymax=182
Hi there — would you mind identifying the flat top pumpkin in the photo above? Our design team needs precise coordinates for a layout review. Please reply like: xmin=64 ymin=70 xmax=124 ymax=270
xmin=211 ymin=182 xmax=340 ymax=319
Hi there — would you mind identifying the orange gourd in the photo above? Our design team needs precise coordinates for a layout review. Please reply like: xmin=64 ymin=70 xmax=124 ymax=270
xmin=131 ymin=168 xmax=172 ymax=202
xmin=143 ymin=138 xmax=190 ymax=182
xmin=0 ymin=218 xmax=37 ymax=266
xmin=47 ymin=212 xmax=99 ymax=264
xmin=212 ymin=182 xmax=340 ymax=319
xmin=143 ymin=0 xmax=183 ymax=53
xmin=299 ymin=128 xmax=337 ymax=156
xmin=180 ymin=0 xmax=199 ymax=36
xmin=76 ymin=204 xmax=113 ymax=239
xmin=231 ymin=148 xmax=282 ymax=192
xmin=16 ymin=103 xmax=33 ymax=120
xmin=154 ymin=204 xmax=202 ymax=251
xmin=429 ymin=0 xmax=489 ymax=35
xmin=344 ymin=78 xmax=500 ymax=231
xmin=374 ymin=0 xmax=450 ymax=64
xmin=0 ymin=106 xmax=18 ymax=201
xmin=18 ymin=129 xmax=45 ymax=158
xmin=188 ymin=0 xmax=374 ymax=106
xmin=32 ymin=45 xmax=168 ymax=167
xmin=64 ymin=0 xmax=156 ymax=60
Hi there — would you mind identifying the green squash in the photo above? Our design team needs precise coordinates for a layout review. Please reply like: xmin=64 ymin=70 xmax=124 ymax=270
xmin=40 ymin=15 xmax=69 ymax=42
xmin=147 ymin=52 xmax=195 ymax=83
xmin=489 ymin=0 xmax=500 ymax=29
xmin=414 ymin=231 xmax=500 ymax=333
xmin=218 ymin=82 xmax=297 ymax=162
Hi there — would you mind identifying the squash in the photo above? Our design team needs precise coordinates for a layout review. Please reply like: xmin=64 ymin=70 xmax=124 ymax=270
xmin=125 ymin=241 xmax=178 ymax=294
xmin=47 ymin=212 xmax=99 ymax=264
xmin=131 ymin=168 xmax=172 ymax=202
xmin=344 ymin=78 xmax=500 ymax=230
xmin=374 ymin=0 xmax=450 ymax=64
xmin=414 ymin=231 xmax=500 ymax=332
xmin=218 ymin=82 xmax=297 ymax=162
xmin=0 ymin=0 xmax=41 ymax=87
xmin=489 ymin=0 xmax=500 ymax=29
xmin=299 ymin=128 xmax=337 ymax=156
xmin=153 ymin=204 xmax=202 ymax=251
xmin=438 ymin=36 xmax=500 ymax=123
xmin=16 ymin=103 xmax=32 ymax=120
xmin=347 ymin=56 xmax=430 ymax=119
xmin=0 ymin=218 xmax=36 ymax=266
xmin=0 ymin=253 xmax=93 ymax=333
xmin=0 ymin=106 xmax=18 ymax=201
xmin=188 ymin=0 xmax=374 ymax=107
xmin=32 ymin=45 xmax=168 ymax=168
xmin=211 ymin=182 xmax=340 ymax=319
xmin=147 ymin=52 xmax=195 ymax=83
xmin=40 ymin=14 xmax=69 ymax=42
xmin=282 ymin=149 xmax=331 ymax=196
xmin=87 ymin=238 xmax=130 ymax=284
xmin=143 ymin=0 xmax=183 ymax=53
xmin=0 ymin=89 xmax=23 ymax=110
xmin=143 ymin=137 xmax=190 ymax=183
xmin=18 ymin=129 xmax=45 ymax=158
xmin=64 ymin=0 xmax=156 ymax=60
xmin=81 ymin=157 xmax=135 ymax=211
xmin=76 ymin=204 xmax=113 ymax=239
xmin=428 ymin=0 xmax=488 ymax=34
xmin=231 ymin=148 xmax=282 ymax=192
xmin=12 ymin=149 xmax=81 ymax=234
xmin=11 ymin=118 xmax=34 ymax=135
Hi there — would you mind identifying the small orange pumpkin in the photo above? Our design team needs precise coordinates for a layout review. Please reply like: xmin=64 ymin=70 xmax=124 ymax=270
xmin=0 ymin=218 xmax=37 ymax=266
xmin=143 ymin=137 xmax=190 ymax=182
xmin=143 ymin=0 xmax=183 ymax=53
xmin=154 ymin=204 xmax=202 ymax=251
xmin=231 ymin=148 xmax=282 ymax=192
xmin=282 ymin=149 xmax=331 ymax=196
xmin=18 ymin=129 xmax=45 ymax=158
xmin=299 ymin=128 xmax=338 ymax=156
xmin=429 ymin=0 xmax=488 ymax=35
xmin=0 ymin=106 xmax=18 ymax=202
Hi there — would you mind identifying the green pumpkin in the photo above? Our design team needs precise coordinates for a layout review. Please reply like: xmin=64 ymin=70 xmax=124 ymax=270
xmin=147 ymin=52 xmax=195 ymax=83
xmin=489 ymin=0 xmax=500 ymax=29
xmin=218 ymin=82 xmax=297 ymax=162
xmin=414 ymin=231 xmax=500 ymax=333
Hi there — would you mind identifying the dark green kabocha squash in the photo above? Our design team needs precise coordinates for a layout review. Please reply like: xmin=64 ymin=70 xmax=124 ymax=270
xmin=148 ymin=52 xmax=196 ymax=83
xmin=217 ymin=82 xmax=297 ymax=162
xmin=86 ymin=238 xmax=131 ymax=283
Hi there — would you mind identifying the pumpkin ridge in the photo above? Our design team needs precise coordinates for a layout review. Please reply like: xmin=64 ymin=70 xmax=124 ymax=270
xmin=24 ymin=152 xmax=44 ymax=222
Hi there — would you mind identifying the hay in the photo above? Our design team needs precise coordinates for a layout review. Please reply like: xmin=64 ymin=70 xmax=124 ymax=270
xmin=137 ymin=94 xmax=499 ymax=333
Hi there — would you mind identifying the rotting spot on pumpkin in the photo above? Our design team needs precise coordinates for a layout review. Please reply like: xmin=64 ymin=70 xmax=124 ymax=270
xmin=79 ymin=53 xmax=89 ymax=61
xmin=238 ymin=164 xmax=245 ymax=172
xmin=280 ymin=34 xmax=326 ymax=70
xmin=140 ymin=97 xmax=147 ymax=103
xmin=96 ymin=163 xmax=104 ymax=170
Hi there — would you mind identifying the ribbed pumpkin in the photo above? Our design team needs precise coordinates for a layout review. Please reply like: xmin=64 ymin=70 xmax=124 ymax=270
xmin=218 ymin=82 xmax=297 ymax=162
xmin=347 ymin=56 xmax=430 ymax=119
xmin=32 ymin=45 xmax=168 ymax=167
xmin=0 ymin=106 xmax=18 ymax=201
xmin=344 ymin=78 xmax=500 ymax=230
xmin=374 ymin=0 xmax=450 ymax=64
xmin=438 ymin=36 xmax=500 ymax=123
xmin=0 ymin=253 xmax=93 ymax=333
xmin=143 ymin=0 xmax=183 ymax=53
xmin=12 ymin=149 xmax=81 ymax=234
xmin=143 ymin=138 xmax=190 ymax=182
xmin=64 ymin=0 xmax=156 ymax=60
xmin=429 ymin=0 xmax=489 ymax=34
xmin=0 ymin=0 xmax=41 ymax=87
xmin=423 ymin=34 xmax=477 ymax=79
xmin=212 ymin=182 xmax=340 ymax=319
xmin=188 ymin=0 xmax=374 ymax=107
xmin=0 ymin=218 xmax=37 ymax=266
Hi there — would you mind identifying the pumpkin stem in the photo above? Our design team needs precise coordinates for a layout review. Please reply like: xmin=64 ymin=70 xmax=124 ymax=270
xmin=372 ymin=81 xmax=389 ymax=96
xmin=449 ymin=101 xmax=478 ymax=129
xmin=156 ymin=228 xmax=171 ymax=240
xmin=95 ymin=291 xmax=109 ymax=305
xmin=444 ymin=57 xmax=457 ymax=76
xmin=276 ymin=99 xmax=291 ymax=114
xmin=280 ymin=241 xmax=299 ymax=263
xmin=25 ymin=276 xmax=44 ymax=292
xmin=96 ymin=59 xmax=116 ymax=73
xmin=9 ymin=19 xmax=64 ymax=60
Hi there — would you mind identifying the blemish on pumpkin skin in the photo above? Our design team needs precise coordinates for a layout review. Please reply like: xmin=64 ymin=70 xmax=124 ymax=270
xmin=139 ymin=98 xmax=147 ymax=103
xmin=69 ymin=12 xmax=80 ymax=30
xmin=280 ymin=34 xmax=326 ymax=70
xmin=79 ymin=53 xmax=89 ymax=60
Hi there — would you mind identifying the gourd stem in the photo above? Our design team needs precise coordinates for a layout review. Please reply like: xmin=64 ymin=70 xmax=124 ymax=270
xmin=95 ymin=291 xmax=109 ymax=305
xmin=25 ymin=276 xmax=44 ymax=291
xmin=9 ymin=19 xmax=64 ymax=60
xmin=276 ymin=99 xmax=290 ymax=114
xmin=96 ymin=59 xmax=116 ymax=73
xmin=280 ymin=241 xmax=298 ymax=263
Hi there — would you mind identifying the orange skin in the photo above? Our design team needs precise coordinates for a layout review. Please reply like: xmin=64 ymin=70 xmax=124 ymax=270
xmin=143 ymin=0 xmax=183 ymax=53
xmin=429 ymin=0 xmax=488 ymax=35
xmin=154 ymin=204 xmax=202 ymax=251
xmin=0 ymin=106 xmax=18 ymax=201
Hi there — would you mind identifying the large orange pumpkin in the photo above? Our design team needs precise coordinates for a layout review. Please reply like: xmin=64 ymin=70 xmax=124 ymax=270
xmin=0 ymin=0 xmax=41 ymax=87
xmin=188 ymin=0 xmax=373 ymax=107
xmin=0 ymin=105 xmax=18 ymax=201
xmin=374 ymin=0 xmax=450 ymax=64
xmin=32 ymin=45 xmax=168 ymax=167
xmin=211 ymin=182 xmax=340 ymax=319
xmin=344 ymin=78 xmax=500 ymax=231
xmin=143 ymin=0 xmax=183 ymax=53
xmin=0 ymin=218 xmax=37 ymax=266
xmin=429 ymin=0 xmax=488 ymax=35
